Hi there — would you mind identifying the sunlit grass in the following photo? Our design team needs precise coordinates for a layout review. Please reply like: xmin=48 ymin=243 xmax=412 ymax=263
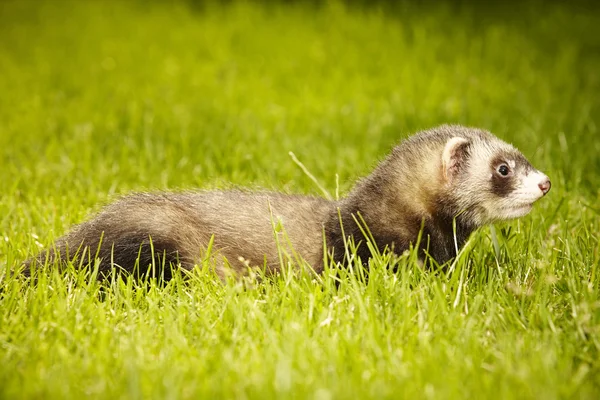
xmin=0 ymin=0 xmax=599 ymax=398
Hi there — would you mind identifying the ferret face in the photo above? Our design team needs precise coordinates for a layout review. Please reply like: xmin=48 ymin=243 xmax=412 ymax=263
xmin=440 ymin=132 xmax=551 ymax=226
xmin=486 ymin=151 xmax=550 ymax=220
xmin=459 ymin=139 xmax=551 ymax=224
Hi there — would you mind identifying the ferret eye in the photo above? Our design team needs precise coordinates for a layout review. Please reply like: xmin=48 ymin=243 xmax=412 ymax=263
xmin=497 ymin=164 xmax=510 ymax=176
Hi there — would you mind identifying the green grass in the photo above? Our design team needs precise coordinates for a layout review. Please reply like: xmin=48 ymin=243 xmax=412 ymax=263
xmin=1 ymin=0 xmax=599 ymax=398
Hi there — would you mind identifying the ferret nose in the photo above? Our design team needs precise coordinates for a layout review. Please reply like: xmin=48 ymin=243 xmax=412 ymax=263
xmin=538 ymin=178 xmax=551 ymax=195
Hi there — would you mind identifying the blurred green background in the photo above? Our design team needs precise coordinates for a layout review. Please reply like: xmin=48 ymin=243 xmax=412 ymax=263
xmin=1 ymin=0 xmax=598 ymax=199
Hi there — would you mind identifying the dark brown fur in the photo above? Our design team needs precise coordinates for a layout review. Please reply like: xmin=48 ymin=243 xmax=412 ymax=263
xmin=23 ymin=125 xmax=550 ymax=279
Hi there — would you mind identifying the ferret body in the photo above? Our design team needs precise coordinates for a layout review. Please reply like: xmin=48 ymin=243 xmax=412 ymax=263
xmin=24 ymin=125 xmax=551 ymax=279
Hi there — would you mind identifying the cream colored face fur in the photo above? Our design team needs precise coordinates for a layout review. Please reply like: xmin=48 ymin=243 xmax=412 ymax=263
xmin=443 ymin=135 xmax=550 ymax=225
xmin=486 ymin=168 xmax=549 ymax=221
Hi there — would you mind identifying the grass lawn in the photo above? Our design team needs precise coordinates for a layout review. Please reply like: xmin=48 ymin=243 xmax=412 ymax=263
xmin=1 ymin=0 xmax=599 ymax=398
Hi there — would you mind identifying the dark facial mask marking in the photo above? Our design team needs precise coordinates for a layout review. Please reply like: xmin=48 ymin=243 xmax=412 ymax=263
xmin=490 ymin=153 xmax=518 ymax=197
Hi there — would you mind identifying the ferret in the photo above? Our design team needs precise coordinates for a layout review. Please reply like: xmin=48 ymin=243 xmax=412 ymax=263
xmin=22 ymin=125 xmax=551 ymax=280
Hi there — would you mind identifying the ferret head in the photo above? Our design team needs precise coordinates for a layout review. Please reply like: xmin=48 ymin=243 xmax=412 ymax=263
xmin=440 ymin=128 xmax=551 ymax=226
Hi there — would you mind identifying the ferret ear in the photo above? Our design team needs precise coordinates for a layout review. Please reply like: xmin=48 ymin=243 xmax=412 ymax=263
xmin=442 ymin=137 xmax=470 ymax=182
